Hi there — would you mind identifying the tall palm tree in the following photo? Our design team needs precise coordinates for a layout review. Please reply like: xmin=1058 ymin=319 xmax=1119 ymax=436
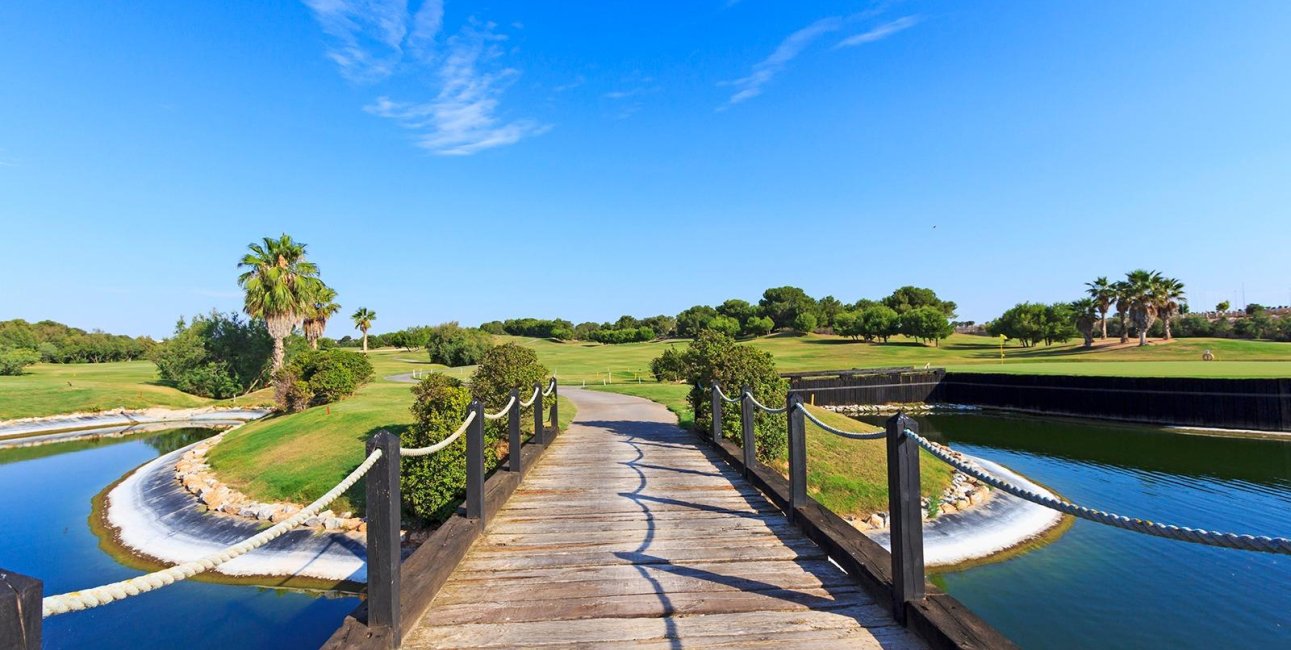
xmin=1084 ymin=276 xmax=1115 ymax=340
xmin=352 ymin=307 xmax=376 ymax=352
xmin=1112 ymin=280 xmax=1132 ymax=343
xmin=1124 ymin=269 xmax=1162 ymax=347
xmin=1156 ymin=276 xmax=1186 ymax=340
xmin=302 ymin=285 xmax=341 ymax=350
xmin=237 ymin=234 xmax=321 ymax=372
xmin=1071 ymin=298 xmax=1098 ymax=349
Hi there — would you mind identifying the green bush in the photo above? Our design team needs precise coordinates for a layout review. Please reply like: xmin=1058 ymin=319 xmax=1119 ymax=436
xmin=153 ymin=312 xmax=272 ymax=398
xmin=707 ymin=315 xmax=741 ymax=337
xmin=426 ymin=322 xmax=494 ymax=366
xmin=743 ymin=315 xmax=774 ymax=337
xmin=276 ymin=349 xmax=374 ymax=410
xmin=682 ymin=331 xmax=788 ymax=462
xmin=401 ymin=373 xmax=474 ymax=522
xmin=650 ymin=346 xmax=687 ymax=382
xmin=471 ymin=343 xmax=551 ymax=474
xmin=0 ymin=348 xmax=40 ymax=376
xmin=792 ymin=312 xmax=818 ymax=334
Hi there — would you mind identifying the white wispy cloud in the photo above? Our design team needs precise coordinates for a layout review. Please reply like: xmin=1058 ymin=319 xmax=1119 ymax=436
xmin=365 ymin=22 xmax=549 ymax=155
xmin=835 ymin=15 xmax=919 ymax=49
xmin=304 ymin=1 xmax=544 ymax=155
xmin=722 ymin=16 xmax=844 ymax=106
xmin=721 ymin=10 xmax=920 ymax=107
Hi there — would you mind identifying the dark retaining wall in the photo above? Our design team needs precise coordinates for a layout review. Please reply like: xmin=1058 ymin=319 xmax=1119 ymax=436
xmin=788 ymin=369 xmax=1291 ymax=432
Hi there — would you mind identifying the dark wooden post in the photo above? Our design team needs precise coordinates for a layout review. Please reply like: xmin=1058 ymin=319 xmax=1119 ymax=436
xmin=787 ymin=393 xmax=807 ymax=517
xmin=0 ymin=569 xmax=41 ymax=650
xmin=533 ymin=383 xmax=546 ymax=446
xmin=365 ymin=430 xmax=402 ymax=647
xmin=740 ymin=385 xmax=755 ymax=477
xmin=508 ymin=388 xmax=522 ymax=475
xmin=466 ymin=400 xmax=486 ymax=526
xmin=710 ymin=382 xmax=723 ymax=444
xmin=550 ymin=380 xmax=559 ymax=438
xmin=886 ymin=413 xmax=925 ymax=624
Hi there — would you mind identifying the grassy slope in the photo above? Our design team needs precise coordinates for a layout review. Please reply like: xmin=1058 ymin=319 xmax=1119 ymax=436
xmin=0 ymin=360 xmax=274 ymax=420
xmin=589 ymin=383 xmax=952 ymax=517
xmin=514 ymin=333 xmax=1291 ymax=381
xmin=208 ymin=349 xmax=575 ymax=513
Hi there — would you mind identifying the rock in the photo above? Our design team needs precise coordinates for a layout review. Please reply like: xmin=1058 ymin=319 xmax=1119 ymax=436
xmin=955 ymin=498 xmax=970 ymax=510
xmin=866 ymin=512 xmax=887 ymax=528
xmin=239 ymin=506 xmax=259 ymax=518
xmin=256 ymin=505 xmax=276 ymax=521
xmin=940 ymin=503 xmax=958 ymax=515
xmin=356 ymin=522 xmax=367 ymax=533
xmin=969 ymin=490 xmax=986 ymax=506
xmin=304 ymin=516 xmax=323 ymax=528
xmin=323 ymin=517 xmax=344 ymax=531
xmin=270 ymin=509 xmax=293 ymax=524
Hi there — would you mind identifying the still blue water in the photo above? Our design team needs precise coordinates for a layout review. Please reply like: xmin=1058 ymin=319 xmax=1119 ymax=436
xmin=866 ymin=413 xmax=1291 ymax=649
xmin=0 ymin=429 xmax=359 ymax=649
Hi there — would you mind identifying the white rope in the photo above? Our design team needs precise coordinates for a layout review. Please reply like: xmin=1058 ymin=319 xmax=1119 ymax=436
xmin=483 ymin=396 xmax=515 ymax=420
xmin=906 ymin=430 xmax=1291 ymax=555
xmin=401 ymin=410 xmax=476 ymax=457
xmin=542 ymin=378 xmax=556 ymax=397
xmin=797 ymin=404 xmax=886 ymax=440
xmin=714 ymin=385 xmax=741 ymax=404
xmin=43 ymin=449 xmax=385 ymax=617
xmin=745 ymin=392 xmax=787 ymax=414
xmin=519 ymin=386 xmax=541 ymax=408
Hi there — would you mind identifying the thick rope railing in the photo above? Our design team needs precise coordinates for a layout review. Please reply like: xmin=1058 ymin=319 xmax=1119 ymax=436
xmin=400 ymin=410 xmax=476 ymax=457
xmin=906 ymin=429 xmax=1291 ymax=555
xmin=519 ymin=385 xmax=541 ymax=408
xmin=714 ymin=385 xmax=741 ymax=404
xmin=744 ymin=391 xmax=787 ymax=414
xmin=542 ymin=378 xmax=556 ymax=397
xmin=796 ymin=403 xmax=886 ymax=440
xmin=42 ymin=448 xmax=385 ymax=617
xmin=483 ymin=395 xmax=516 ymax=420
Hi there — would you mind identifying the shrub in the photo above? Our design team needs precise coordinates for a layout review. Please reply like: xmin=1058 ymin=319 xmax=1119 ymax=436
xmin=743 ymin=315 xmax=774 ymax=337
xmin=0 ymin=348 xmax=40 ymax=375
xmin=791 ymin=312 xmax=818 ymax=334
xmin=401 ymin=373 xmax=474 ymax=522
xmin=682 ymin=331 xmax=788 ymax=462
xmin=275 ymin=349 xmax=374 ymax=410
xmin=426 ymin=322 xmax=495 ymax=367
xmin=471 ymin=343 xmax=551 ymax=475
xmin=153 ymin=312 xmax=271 ymax=398
xmin=650 ymin=346 xmax=687 ymax=382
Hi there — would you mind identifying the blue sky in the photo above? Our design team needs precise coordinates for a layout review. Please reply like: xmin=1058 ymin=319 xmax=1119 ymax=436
xmin=2 ymin=1 xmax=1290 ymax=338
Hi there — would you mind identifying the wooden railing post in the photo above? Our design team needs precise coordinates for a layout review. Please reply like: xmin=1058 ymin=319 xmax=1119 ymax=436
xmin=550 ymin=380 xmax=559 ymax=438
xmin=365 ymin=430 xmax=402 ymax=647
xmin=533 ymin=383 xmax=546 ymax=446
xmin=886 ymin=413 xmax=925 ymax=624
xmin=466 ymin=400 xmax=486 ymax=526
xmin=710 ymin=382 xmax=723 ymax=444
xmin=740 ymin=385 xmax=755 ymax=477
xmin=787 ymin=393 xmax=807 ymax=517
xmin=508 ymin=388 xmax=522 ymax=475
xmin=0 ymin=568 xmax=41 ymax=650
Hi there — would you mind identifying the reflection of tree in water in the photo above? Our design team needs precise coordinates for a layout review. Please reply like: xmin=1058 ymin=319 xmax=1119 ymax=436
xmin=141 ymin=427 xmax=220 ymax=455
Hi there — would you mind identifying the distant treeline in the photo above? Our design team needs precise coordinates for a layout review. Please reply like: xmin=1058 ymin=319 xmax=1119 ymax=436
xmin=0 ymin=319 xmax=155 ymax=363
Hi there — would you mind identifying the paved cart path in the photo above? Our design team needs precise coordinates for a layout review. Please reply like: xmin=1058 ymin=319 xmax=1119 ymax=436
xmin=404 ymin=388 xmax=923 ymax=649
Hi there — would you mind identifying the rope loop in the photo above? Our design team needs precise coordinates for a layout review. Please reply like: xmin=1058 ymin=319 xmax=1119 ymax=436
xmin=905 ymin=429 xmax=1291 ymax=555
xmin=542 ymin=378 xmax=557 ymax=397
xmin=401 ymin=410 xmax=476 ymax=457
xmin=519 ymin=385 xmax=541 ymax=408
xmin=744 ymin=391 xmax=787 ymax=414
xmin=796 ymin=404 xmax=885 ymax=440
xmin=483 ymin=395 xmax=516 ymax=420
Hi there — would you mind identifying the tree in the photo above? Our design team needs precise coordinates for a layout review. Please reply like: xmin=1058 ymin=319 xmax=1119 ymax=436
xmin=708 ymin=315 xmax=741 ymax=337
xmin=858 ymin=305 xmax=900 ymax=342
xmin=1113 ymin=280 xmax=1132 ymax=343
xmin=833 ymin=310 xmax=861 ymax=340
xmin=237 ymin=234 xmax=322 ymax=372
xmin=816 ymin=296 xmax=843 ymax=329
xmin=716 ymin=299 xmax=756 ymax=328
xmin=987 ymin=303 xmax=1048 ymax=347
xmin=1071 ymin=299 xmax=1098 ymax=349
xmin=1084 ymin=276 xmax=1115 ymax=340
xmin=791 ymin=312 xmax=818 ymax=334
xmin=0 ymin=348 xmax=40 ymax=375
xmin=1216 ymin=301 xmax=1230 ymax=312
xmin=1156 ymin=276 xmax=1186 ymax=340
xmin=1124 ymin=269 xmax=1162 ymax=346
xmin=152 ymin=311 xmax=272 ymax=398
xmin=900 ymin=306 xmax=953 ymax=346
xmin=650 ymin=346 xmax=687 ymax=382
xmin=352 ymin=307 xmax=376 ymax=351
xmin=675 ymin=305 xmax=717 ymax=338
xmin=426 ymin=322 xmax=494 ymax=366
xmin=640 ymin=315 xmax=677 ymax=338
xmin=882 ymin=286 xmax=957 ymax=319
xmin=743 ymin=315 xmax=774 ymax=337
xmin=301 ymin=285 xmax=340 ymax=350
xmin=758 ymin=286 xmax=816 ymax=330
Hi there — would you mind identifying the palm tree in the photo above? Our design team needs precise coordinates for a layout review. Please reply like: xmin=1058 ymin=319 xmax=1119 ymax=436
xmin=1084 ymin=276 xmax=1115 ymax=340
xmin=1112 ymin=280 xmax=1132 ymax=343
xmin=237 ymin=234 xmax=321 ymax=372
xmin=302 ymin=285 xmax=341 ymax=350
xmin=1071 ymin=298 xmax=1098 ymax=349
xmin=1155 ymin=276 xmax=1186 ymax=340
xmin=1124 ymin=269 xmax=1162 ymax=347
xmin=352 ymin=307 xmax=376 ymax=352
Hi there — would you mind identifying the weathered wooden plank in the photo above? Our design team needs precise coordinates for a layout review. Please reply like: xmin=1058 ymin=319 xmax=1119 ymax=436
xmin=445 ymin=559 xmax=850 ymax=587
xmin=478 ymin=520 xmax=799 ymax=544
xmin=455 ymin=539 xmax=828 ymax=572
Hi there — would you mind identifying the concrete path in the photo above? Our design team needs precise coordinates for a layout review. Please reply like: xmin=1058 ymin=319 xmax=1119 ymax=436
xmin=404 ymin=388 xmax=924 ymax=649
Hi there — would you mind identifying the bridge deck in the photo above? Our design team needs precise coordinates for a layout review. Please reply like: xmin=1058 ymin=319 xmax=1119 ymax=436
xmin=404 ymin=388 xmax=923 ymax=649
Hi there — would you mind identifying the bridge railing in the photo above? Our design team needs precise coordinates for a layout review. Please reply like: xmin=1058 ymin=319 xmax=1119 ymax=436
xmin=709 ymin=382 xmax=1291 ymax=638
xmin=0 ymin=377 xmax=560 ymax=650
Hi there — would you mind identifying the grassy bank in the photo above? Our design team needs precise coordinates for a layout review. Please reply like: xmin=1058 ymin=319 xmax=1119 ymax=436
xmin=0 ymin=360 xmax=274 ymax=421
xmin=208 ymin=350 xmax=575 ymax=514
xmin=589 ymin=383 xmax=952 ymax=517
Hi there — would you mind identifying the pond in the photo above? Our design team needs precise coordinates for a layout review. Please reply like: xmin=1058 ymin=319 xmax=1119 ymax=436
xmin=855 ymin=412 xmax=1291 ymax=649
xmin=0 ymin=428 xmax=359 ymax=649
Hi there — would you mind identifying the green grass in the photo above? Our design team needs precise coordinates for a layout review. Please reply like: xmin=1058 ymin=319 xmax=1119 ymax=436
xmin=590 ymin=383 xmax=951 ymax=517
xmin=0 ymin=360 xmax=274 ymax=420
xmin=207 ymin=349 xmax=576 ymax=514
